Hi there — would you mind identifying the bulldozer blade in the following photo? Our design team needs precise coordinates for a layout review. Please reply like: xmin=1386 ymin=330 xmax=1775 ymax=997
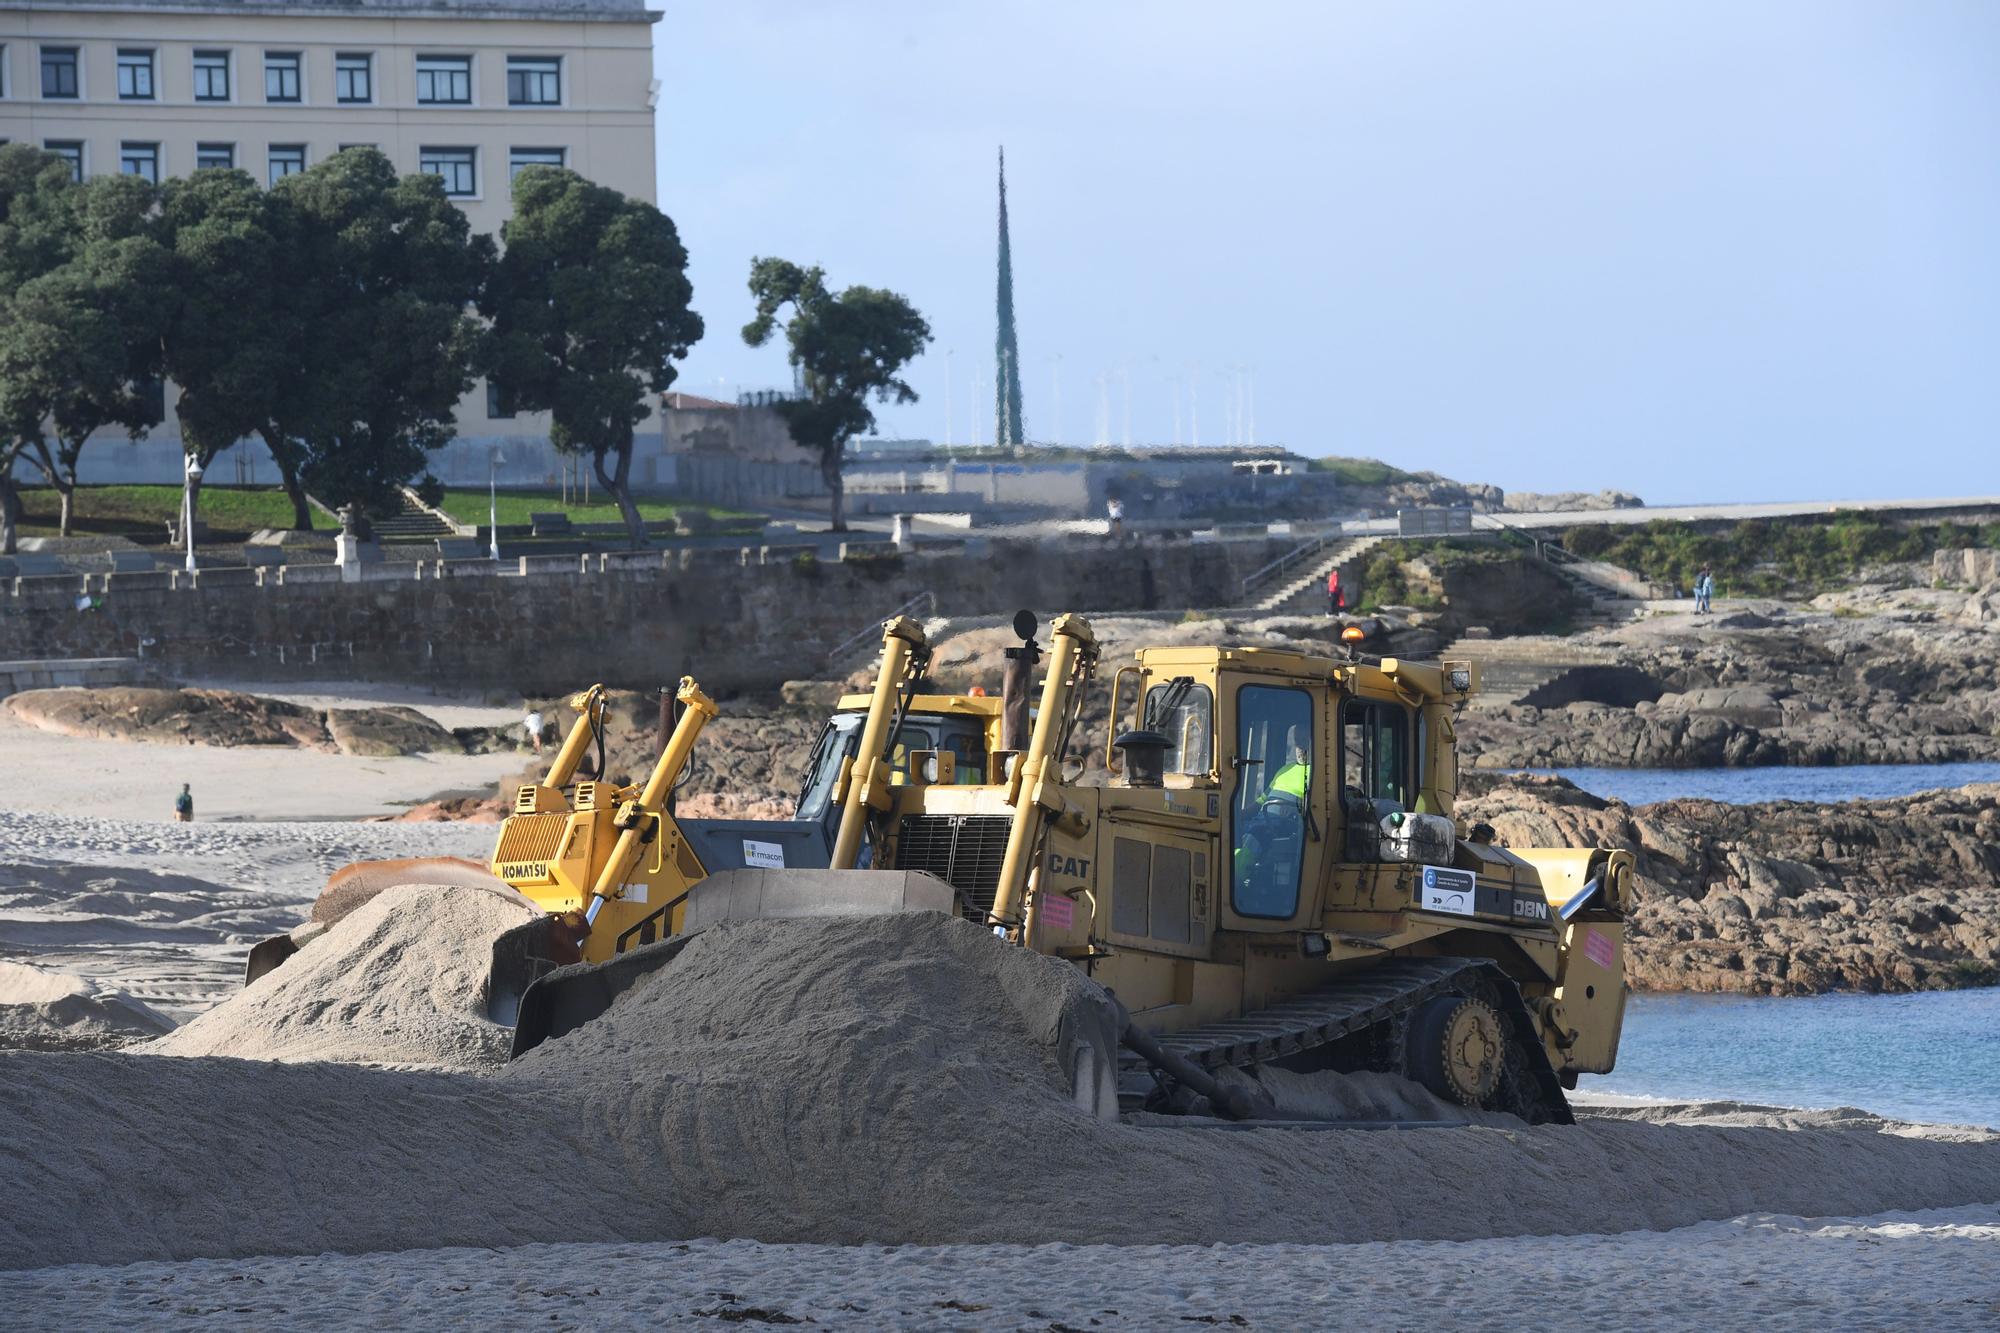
xmin=508 ymin=868 xmax=959 ymax=1058
xmin=485 ymin=914 xmax=582 ymax=1028
xmin=244 ymin=933 xmax=299 ymax=987
xmin=682 ymin=867 xmax=956 ymax=931
xmin=242 ymin=856 xmax=521 ymax=988
xmin=510 ymin=933 xmax=698 ymax=1059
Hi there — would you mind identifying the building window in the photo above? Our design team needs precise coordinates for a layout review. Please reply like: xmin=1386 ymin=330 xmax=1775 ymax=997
xmin=335 ymin=52 xmax=372 ymax=104
xmin=268 ymin=144 xmax=306 ymax=184
xmin=265 ymin=52 xmax=302 ymax=103
xmin=506 ymin=56 xmax=561 ymax=106
xmin=195 ymin=142 xmax=235 ymax=170
xmin=419 ymin=146 xmax=477 ymax=197
xmin=192 ymin=49 xmax=231 ymax=102
xmin=41 ymin=47 xmax=80 ymax=100
xmin=415 ymin=55 xmax=472 ymax=105
xmin=120 ymin=142 xmax=160 ymax=183
xmin=337 ymin=143 xmax=377 ymax=153
xmin=486 ymin=381 xmax=515 ymax=420
xmin=508 ymin=146 xmax=566 ymax=182
xmin=117 ymin=49 xmax=156 ymax=100
xmin=44 ymin=140 xmax=84 ymax=181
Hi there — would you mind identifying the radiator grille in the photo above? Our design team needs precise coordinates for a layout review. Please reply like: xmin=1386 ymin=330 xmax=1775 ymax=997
xmin=893 ymin=815 xmax=1012 ymax=921
xmin=494 ymin=813 xmax=568 ymax=865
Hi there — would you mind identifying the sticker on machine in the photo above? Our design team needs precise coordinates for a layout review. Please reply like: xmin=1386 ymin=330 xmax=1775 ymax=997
xmin=1038 ymin=892 xmax=1075 ymax=931
xmin=1581 ymin=927 xmax=1617 ymax=969
xmin=742 ymin=839 xmax=786 ymax=869
xmin=1419 ymin=865 xmax=1476 ymax=916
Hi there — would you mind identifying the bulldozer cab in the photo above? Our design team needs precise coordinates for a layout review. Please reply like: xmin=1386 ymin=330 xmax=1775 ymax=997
xmin=794 ymin=695 xmax=1004 ymax=824
xmin=1097 ymin=645 xmax=1475 ymax=937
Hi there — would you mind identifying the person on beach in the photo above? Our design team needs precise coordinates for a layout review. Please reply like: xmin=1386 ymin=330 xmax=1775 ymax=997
xmin=173 ymin=784 xmax=193 ymax=823
xmin=1106 ymin=496 xmax=1125 ymax=540
xmin=1327 ymin=567 xmax=1345 ymax=616
xmin=523 ymin=706 xmax=545 ymax=756
xmin=1694 ymin=565 xmax=1714 ymax=614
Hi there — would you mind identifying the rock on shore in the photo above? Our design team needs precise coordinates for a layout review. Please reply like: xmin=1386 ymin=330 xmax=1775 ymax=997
xmin=1461 ymin=776 xmax=2000 ymax=994
xmin=1459 ymin=609 xmax=2000 ymax=769
xmin=5 ymin=687 xmax=466 ymax=758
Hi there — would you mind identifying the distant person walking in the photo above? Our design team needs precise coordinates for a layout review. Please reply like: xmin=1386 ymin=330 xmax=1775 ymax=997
xmin=1106 ymin=496 xmax=1126 ymax=540
xmin=1694 ymin=565 xmax=1714 ymax=614
xmin=523 ymin=705 xmax=546 ymax=756
xmin=173 ymin=783 xmax=193 ymax=823
xmin=1327 ymin=568 xmax=1346 ymax=616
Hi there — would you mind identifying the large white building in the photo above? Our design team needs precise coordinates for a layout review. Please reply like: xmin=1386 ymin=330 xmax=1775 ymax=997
xmin=0 ymin=0 xmax=668 ymax=491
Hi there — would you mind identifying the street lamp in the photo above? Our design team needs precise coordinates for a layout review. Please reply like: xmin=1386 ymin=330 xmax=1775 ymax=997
xmin=182 ymin=454 xmax=203 ymax=573
xmin=488 ymin=447 xmax=506 ymax=560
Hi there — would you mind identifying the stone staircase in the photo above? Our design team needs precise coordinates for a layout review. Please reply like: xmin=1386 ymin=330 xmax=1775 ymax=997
xmin=1250 ymin=535 xmax=1389 ymax=615
xmin=1545 ymin=559 xmax=1646 ymax=629
xmin=371 ymin=489 xmax=463 ymax=544
xmin=1437 ymin=635 xmax=1623 ymax=710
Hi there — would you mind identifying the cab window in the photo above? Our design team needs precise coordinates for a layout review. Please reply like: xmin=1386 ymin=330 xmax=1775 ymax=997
xmin=1143 ymin=679 xmax=1213 ymax=776
xmin=1341 ymin=700 xmax=1409 ymax=806
xmin=795 ymin=714 xmax=861 ymax=820
xmin=1230 ymin=685 xmax=1312 ymax=919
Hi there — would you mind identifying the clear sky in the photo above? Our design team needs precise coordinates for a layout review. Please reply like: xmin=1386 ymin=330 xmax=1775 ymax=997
xmin=652 ymin=1 xmax=1999 ymax=505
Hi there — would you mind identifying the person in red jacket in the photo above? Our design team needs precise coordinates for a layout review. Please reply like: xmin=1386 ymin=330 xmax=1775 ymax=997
xmin=1327 ymin=568 xmax=1345 ymax=616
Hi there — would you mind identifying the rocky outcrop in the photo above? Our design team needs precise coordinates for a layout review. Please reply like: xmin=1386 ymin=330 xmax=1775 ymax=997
xmin=1458 ymin=612 xmax=2000 ymax=768
xmin=1460 ymin=775 xmax=2000 ymax=994
xmin=1503 ymin=489 xmax=1646 ymax=513
xmin=4 ymin=688 xmax=467 ymax=757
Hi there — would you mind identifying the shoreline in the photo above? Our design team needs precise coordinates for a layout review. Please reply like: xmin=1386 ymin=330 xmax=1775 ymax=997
xmin=2 ymin=1202 xmax=1994 ymax=1329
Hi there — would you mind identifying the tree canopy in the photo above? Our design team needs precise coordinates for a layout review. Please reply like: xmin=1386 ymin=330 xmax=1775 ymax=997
xmin=0 ymin=151 xmax=169 ymax=549
xmin=482 ymin=166 xmax=702 ymax=545
xmin=740 ymin=258 xmax=931 ymax=531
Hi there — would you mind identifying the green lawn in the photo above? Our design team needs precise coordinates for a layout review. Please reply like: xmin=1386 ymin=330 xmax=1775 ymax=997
xmin=19 ymin=485 xmax=322 ymax=540
xmin=433 ymin=488 xmax=761 ymax=531
xmin=1306 ymin=456 xmax=1418 ymax=486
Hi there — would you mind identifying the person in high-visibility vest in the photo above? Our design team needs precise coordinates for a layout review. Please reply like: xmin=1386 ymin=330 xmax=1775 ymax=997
xmin=1234 ymin=735 xmax=1311 ymax=887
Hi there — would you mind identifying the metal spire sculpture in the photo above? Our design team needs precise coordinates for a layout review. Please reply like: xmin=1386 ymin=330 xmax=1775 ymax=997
xmin=995 ymin=147 xmax=1024 ymax=446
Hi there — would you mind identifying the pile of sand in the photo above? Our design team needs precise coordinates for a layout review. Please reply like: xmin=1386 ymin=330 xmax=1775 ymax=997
xmin=3 ymin=911 xmax=1999 ymax=1272
xmin=147 ymin=882 xmax=535 ymax=1070
xmin=0 ymin=961 xmax=175 ymax=1051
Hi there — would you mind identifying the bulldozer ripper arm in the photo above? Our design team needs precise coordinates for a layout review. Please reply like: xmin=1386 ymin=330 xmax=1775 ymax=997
xmin=579 ymin=677 xmax=718 ymax=927
xmin=544 ymin=685 xmax=608 ymax=790
xmin=992 ymin=614 xmax=1097 ymax=931
xmin=831 ymin=615 xmax=931 ymax=869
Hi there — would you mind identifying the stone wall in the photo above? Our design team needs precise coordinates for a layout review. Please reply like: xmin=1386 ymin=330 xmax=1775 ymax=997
xmin=0 ymin=537 xmax=1289 ymax=695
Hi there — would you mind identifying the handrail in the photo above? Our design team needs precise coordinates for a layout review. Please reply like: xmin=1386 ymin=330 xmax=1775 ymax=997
xmin=1475 ymin=512 xmax=1668 ymax=599
xmin=1239 ymin=533 xmax=1333 ymax=597
xmin=825 ymin=590 xmax=937 ymax=668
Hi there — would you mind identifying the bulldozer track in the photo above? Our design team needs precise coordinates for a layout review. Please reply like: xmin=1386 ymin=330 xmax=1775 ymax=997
xmin=1118 ymin=956 xmax=1574 ymax=1124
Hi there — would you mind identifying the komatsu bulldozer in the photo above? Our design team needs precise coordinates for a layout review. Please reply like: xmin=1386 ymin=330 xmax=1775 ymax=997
xmin=495 ymin=611 xmax=1633 ymax=1125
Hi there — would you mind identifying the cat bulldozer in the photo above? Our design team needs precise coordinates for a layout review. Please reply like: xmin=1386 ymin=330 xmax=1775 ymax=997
xmin=506 ymin=611 xmax=1635 ymax=1125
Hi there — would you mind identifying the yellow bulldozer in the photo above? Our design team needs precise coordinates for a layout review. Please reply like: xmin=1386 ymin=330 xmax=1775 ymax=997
xmin=255 ymin=611 xmax=1632 ymax=1124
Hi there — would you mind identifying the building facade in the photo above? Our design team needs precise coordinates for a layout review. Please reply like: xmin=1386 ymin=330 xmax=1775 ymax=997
xmin=0 ymin=0 xmax=665 ymax=491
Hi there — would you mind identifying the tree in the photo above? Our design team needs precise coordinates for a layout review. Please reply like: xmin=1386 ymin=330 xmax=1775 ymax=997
xmin=740 ymin=259 xmax=932 ymax=532
xmin=0 ymin=145 xmax=82 ymax=552
xmin=481 ymin=167 xmax=702 ymax=545
xmin=268 ymin=149 xmax=490 ymax=518
xmin=0 ymin=147 xmax=165 ymax=552
xmin=155 ymin=166 xmax=294 ymax=532
xmin=0 ymin=175 xmax=172 ymax=538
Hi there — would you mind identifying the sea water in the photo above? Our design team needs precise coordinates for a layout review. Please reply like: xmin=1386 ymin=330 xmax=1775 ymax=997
xmin=1529 ymin=762 xmax=2000 ymax=1127
xmin=1525 ymin=761 xmax=2000 ymax=806
xmin=1590 ymin=988 xmax=2000 ymax=1128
